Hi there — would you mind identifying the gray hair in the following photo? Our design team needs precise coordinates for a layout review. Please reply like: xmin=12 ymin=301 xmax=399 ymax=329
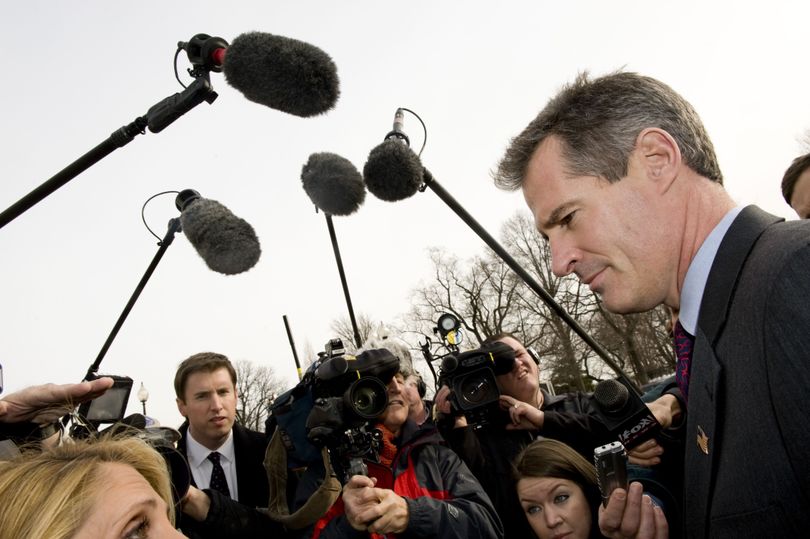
xmin=493 ymin=71 xmax=723 ymax=190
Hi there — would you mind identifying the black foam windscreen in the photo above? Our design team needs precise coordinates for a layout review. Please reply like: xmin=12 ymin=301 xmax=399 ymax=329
xmin=223 ymin=32 xmax=340 ymax=117
xmin=179 ymin=197 xmax=262 ymax=275
xmin=362 ymin=140 xmax=424 ymax=202
xmin=301 ymin=152 xmax=366 ymax=215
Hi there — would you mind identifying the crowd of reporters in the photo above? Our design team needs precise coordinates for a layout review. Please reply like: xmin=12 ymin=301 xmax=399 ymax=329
xmin=1 ymin=326 xmax=687 ymax=539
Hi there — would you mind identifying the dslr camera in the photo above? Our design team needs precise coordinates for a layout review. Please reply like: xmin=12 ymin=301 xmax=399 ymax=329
xmin=440 ymin=341 xmax=515 ymax=429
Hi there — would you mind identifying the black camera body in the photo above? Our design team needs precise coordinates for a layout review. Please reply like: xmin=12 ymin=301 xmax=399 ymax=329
xmin=271 ymin=340 xmax=399 ymax=478
xmin=440 ymin=341 xmax=515 ymax=429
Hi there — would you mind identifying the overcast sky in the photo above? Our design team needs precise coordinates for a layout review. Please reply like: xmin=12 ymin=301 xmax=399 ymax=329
xmin=2 ymin=1 xmax=808 ymax=426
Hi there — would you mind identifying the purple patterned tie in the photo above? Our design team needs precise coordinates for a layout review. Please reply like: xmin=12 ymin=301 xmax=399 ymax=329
xmin=673 ymin=320 xmax=695 ymax=404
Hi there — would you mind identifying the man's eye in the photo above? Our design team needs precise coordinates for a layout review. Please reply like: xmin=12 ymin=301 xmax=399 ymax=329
xmin=560 ymin=211 xmax=576 ymax=226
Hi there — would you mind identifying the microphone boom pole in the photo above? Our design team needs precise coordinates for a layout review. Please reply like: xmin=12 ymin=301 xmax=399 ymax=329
xmin=283 ymin=314 xmax=304 ymax=381
xmin=0 ymin=76 xmax=218 ymax=230
xmin=420 ymin=170 xmax=640 ymax=394
xmin=324 ymin=213 xmax=363 ymax=349
xmin=85 ymin=218 xmax=182 ymax=381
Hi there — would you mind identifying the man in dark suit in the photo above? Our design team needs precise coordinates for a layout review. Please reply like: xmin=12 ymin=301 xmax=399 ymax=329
xmin=493 ymin=72 xmax=810 ymax=538
xmin=174 ymin=352 xmax=269 ymax=534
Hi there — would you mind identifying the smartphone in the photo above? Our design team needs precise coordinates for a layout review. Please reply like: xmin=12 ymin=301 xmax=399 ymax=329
xmin=594 ymin=441 xmax=628 ymax=506
xmin=77 ymin=375 xmax=133 ymax=424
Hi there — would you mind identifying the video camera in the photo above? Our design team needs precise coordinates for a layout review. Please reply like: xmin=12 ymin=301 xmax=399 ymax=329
xmin=439 ymin=341 xmax=516 ymax=429
xmin=271 ymin=339 xmax=400 ymax=481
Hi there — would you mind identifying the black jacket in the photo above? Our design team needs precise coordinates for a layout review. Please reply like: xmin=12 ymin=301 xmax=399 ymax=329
xmin=177 ymin=421 xmax=270 ymax=538
xmin=442 ymin=390 xmax=615 ymax=539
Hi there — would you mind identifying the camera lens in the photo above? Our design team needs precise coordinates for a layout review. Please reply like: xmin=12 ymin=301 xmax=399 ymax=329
xmin=459 ymin=374 xmax=492 ymax=406
xmin=345 ymin=378 xmax=388 ymax=419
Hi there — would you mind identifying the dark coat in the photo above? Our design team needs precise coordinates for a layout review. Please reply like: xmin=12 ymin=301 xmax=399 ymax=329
xmin=177 ymin=421 xmax=271 ymax=538
xmin=683 ymin=206 xmax=810 ymax=537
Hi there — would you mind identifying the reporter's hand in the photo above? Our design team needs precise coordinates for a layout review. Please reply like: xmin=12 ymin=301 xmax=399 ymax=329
xmin=499 ymin=395 xmax=544 ymax=430
xmin=646 ymin=395 xmax=681 ymax=430
xmin=627 ymin=438 xmax=664 ymax=467
xmin=598 ymin=482 xmax=668 ymax=539
xmin=434 ymin=385 xmax=467 ymax=428
xmin=342 ymin=475 xmax=409 ymax=534
xmin=0 ymin=378 xmax=114 ymax=425
xmin=181 ymin=486 xmax=211 ymax=521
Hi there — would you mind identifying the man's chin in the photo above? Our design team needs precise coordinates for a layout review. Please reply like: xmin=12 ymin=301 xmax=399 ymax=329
xmin=600 ymin=290 xmax=647 ymax=315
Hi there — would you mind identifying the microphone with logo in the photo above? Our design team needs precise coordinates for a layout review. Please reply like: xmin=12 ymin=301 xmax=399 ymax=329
xmin=590 ymin=378 xmax=661 ymax=450
xmin=361 ymin=109 xmax=640 ymax=390
xmin=1 ymin=30 xmax=341 ymax=229
xmin=300 ymin=152 xmax=366 ymax=347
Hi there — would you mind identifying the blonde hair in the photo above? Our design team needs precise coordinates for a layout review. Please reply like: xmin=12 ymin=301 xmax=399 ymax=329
xmin=0 ymin=436 xmax=175 ymax=538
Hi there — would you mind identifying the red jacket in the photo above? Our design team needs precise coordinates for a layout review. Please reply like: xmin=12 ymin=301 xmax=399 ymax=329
xmin=310 ymin=420 xmax=502 ymax=539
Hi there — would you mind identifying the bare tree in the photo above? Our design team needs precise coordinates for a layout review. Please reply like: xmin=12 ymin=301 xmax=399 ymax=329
xmin=234 ymin=360 xmax=288 ymax=432
xmin=330 ymin=312 xmax=378 ymax=352
xmin=403 ymin=212 xmax=675 ymax=391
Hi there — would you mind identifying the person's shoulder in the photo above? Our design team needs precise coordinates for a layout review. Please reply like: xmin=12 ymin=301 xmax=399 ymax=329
xmin=231 ymin=423 xmax=268 ymax=442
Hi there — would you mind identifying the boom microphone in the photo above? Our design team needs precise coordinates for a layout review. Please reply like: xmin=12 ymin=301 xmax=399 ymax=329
xmin=363 ymin=139 xmax=424 ymax=201
xmin=175 ymin=189 xmax=261 ymax=275
xmin=301 ymin=153 xmax=366 ymax=215
xmin=590 ymin=378 xmax=660 ymax=449
xmin=361 ymin=109 xmax=642 ymax=392
xmin=181 ymin=31 xmax=340 ymax=117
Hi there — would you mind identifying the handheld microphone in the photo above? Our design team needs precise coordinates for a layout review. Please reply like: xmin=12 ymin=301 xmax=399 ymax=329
xmin=301 ymin=153 xmax=366 ymax=216
xmin=590 ymin=378 xmax=660 ymax=449
xmin=175 ymin=189 xmax=262 ymax=275
xmin=180 ymin=31 xmax=340 ymax=117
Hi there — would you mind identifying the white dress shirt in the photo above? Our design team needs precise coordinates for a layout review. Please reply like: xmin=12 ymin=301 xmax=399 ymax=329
xmin=185 ymin=429 xmax=240 ymax=500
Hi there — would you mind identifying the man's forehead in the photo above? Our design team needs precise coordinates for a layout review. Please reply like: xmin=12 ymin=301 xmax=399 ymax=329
xmin=186 ymin=368 xmax=233 ymax=387
xmin=522 ymin=138 xmax=581 ymax=230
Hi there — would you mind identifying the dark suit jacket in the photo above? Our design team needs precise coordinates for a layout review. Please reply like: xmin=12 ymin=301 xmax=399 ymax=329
xmin=177 ymin=421 xmax=270 ymax=507
xmin=684 ymin=206 xmax=810 ymax=538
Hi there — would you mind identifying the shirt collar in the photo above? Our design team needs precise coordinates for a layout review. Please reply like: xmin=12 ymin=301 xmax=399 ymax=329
xmin=679 ymin=206 xmax=744 ymax=334
xmin=185 ymin=427 xmax=235 ymax=468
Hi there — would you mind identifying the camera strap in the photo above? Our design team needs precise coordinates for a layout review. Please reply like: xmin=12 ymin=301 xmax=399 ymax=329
xmin=262 ymin=430 xmax=341 ymax=529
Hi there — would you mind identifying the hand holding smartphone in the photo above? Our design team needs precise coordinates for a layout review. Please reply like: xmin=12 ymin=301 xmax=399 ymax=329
xmin=594 ymin=441 xmax=628 ymax=506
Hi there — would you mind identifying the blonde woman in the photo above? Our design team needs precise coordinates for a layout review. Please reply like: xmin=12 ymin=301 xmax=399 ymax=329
xmin=0 ymin=436 xmax=185 ymax=538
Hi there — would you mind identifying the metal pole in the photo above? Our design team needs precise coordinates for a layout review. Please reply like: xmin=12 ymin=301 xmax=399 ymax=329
xmin=324 ymin=214 xmax=362 ymax=349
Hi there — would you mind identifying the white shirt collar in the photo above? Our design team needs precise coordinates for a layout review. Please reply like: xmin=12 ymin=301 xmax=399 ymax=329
xmin=679 ymin=206 xmax=744 ymax=334
xmin=185 ymin=427 xmax=235 ymax=469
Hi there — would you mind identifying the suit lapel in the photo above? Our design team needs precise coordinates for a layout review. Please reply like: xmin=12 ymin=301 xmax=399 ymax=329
xmin=231 ymin=423 xmax=251 ymax=503
xmin=685 ymin=206 xmax=782 ymax=536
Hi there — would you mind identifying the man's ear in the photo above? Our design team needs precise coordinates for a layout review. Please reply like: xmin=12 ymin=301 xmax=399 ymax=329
xmin=176 ymin=397 xmax=187 ymax=418
xmin=635 ymin=128 xmax=681 ymax=192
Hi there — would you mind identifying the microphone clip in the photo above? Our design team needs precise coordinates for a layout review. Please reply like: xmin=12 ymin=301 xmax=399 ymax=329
xmin=178 ymin=33 xmax=229 ymax=77
xmin=384 ymin=130 xmax=410 ymax=146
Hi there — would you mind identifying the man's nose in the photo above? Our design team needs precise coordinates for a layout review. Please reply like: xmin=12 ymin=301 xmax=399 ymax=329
xmin=550 ymin=237 xmax=580 ymax=277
